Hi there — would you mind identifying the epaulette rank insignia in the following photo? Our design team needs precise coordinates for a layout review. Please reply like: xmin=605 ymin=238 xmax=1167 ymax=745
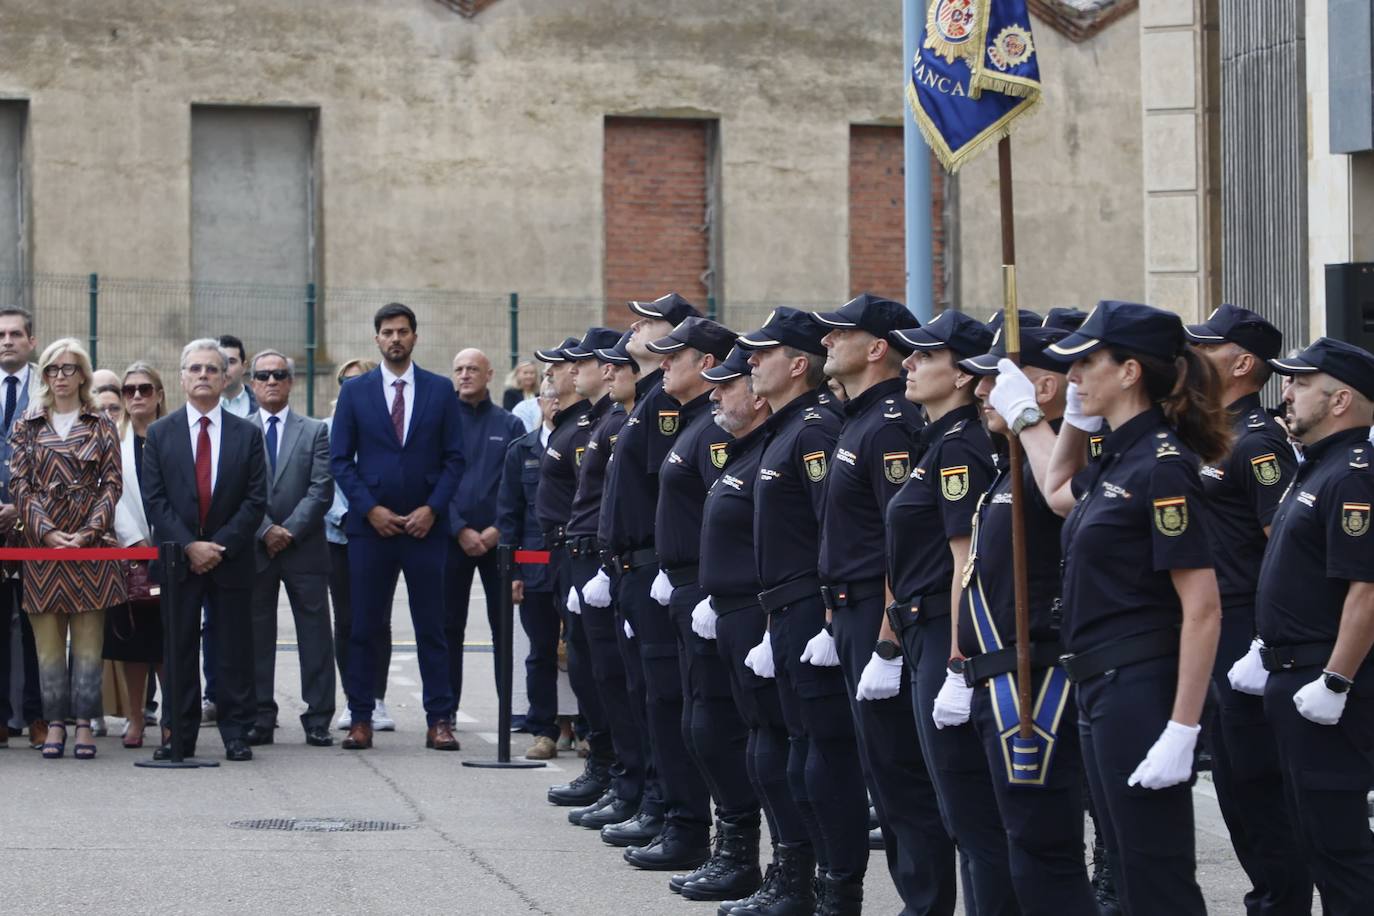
xmin=577 ymin=415 xmax=591 ymax=427
xmin=945 ymin=420 xmax=966 ymax=437
xmin=803 ymin=410 xmax=823 ymax=422
xmin=1352 ymin=447 xmax=1370 ymax=470
xmin=1155 ymin=433 xmax=1179 ymax=458
xmin=1247 ymin=412 xmax=1267 ymax=430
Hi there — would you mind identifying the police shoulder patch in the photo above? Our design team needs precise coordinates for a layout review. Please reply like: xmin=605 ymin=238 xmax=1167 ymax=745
xmin=803 ymin=450 xmax=828 ymax=482
xmin=709 ymin=442 xmax=729 ymax=469
xmin=883 ymin=451 xmax=910 ymax=485
xmin=658 ymin=410 xmax=679 ymax=436
xmin=1153 ymin=496 xmax=1188 ymax=536
xmin=1342 ymin=502 xmax=1371 ymax=537
xmin=1250 ymin=452 xmax=1282 ymax=486
xmin=940 ymin=465 xmax=970 ymax=501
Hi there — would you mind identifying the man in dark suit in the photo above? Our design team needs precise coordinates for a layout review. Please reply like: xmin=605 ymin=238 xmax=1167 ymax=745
xmin=245 ymin=349 xmax=335 ymax=748
xmin=330 ymin=302 xmax=466 ymax=751
xmin=142 ymin=338 xmax=269 ymax=762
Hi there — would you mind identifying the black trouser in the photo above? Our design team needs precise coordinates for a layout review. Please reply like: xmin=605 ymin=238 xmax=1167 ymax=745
xmin=970 ymin=677 xmax=1096 ymax=916
xmin=669 ymin=581 xmax=758 ymax=825
xmin=626 ymin=565 xmax=710 ymax=839
xmin=571 ymin=553 xmax=645 ymax=802
xmin=169 ymin=577 xmax=254 ymax=754
xmin=444 ymin=544 xmax=502 ymax=718
xmin=1206 ymin=607 xmax=1312 ymax=916
xmin=769 ymin=592 xmax=867 ymax=881
xmin=834 ymin=598 xmax=958 ymax=915
xmin=613 ymin=563 xmax=664 ymax=817
xmin=250 ymin=564 xmax=335 ymax=731
xmin=328 ymin=542 xmax=390 ymax=701
xmin=716 ymin=602 xmax=810 ymax=847
xmin=552 ymin=547 xmax=612 ymax=767
xmin=1264 ymin=665 xmax=1374 ymax=916
xmin=0 ymin=578 xmax=41 ymax=726
xmin=517 ymin=589 xmax=560 ymax=741
xmin=1076 ymin=655 xmax=1206 ymax=916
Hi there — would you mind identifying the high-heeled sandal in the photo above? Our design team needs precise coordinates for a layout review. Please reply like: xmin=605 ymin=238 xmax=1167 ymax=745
xmin=41 ymin=722 xmax=66 ymax=759
xmin=73 ymin=721 xmax=97 ymax=760
xmin=122 ymin=729 xmax=144 ymax=749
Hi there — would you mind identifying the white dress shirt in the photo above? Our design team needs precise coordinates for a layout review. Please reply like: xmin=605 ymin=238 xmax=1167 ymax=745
xmin=381 ymin=362 xmax=416 ymax=443
xmin=258 ymin=405 xmax=291 ymax=464
xmin=186 ymin=402 xmax=224 ymax=492
xmin=221 ymin=386 xmax=254 ymax=418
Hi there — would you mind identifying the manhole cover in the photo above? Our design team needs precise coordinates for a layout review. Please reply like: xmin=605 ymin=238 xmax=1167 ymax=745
xmin=229 ymin=817 xmax=414 ymax=833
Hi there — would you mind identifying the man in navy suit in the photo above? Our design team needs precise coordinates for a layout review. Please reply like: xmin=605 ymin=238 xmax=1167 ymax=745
xmin=330 ymin=302 xmax=466 ymax=751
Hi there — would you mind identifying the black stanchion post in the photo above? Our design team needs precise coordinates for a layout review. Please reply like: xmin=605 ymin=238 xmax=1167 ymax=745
xmin=464 ymin=544 xmax=544 ymax=770
xmin=135 ymin=542 xmax=217 ymax=769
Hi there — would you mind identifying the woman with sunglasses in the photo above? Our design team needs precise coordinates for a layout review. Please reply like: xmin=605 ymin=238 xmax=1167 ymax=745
xmin=104 ymin=362 xmax=167 ymax=748
xmin=9 ymin=338 xmax=125 ymax=759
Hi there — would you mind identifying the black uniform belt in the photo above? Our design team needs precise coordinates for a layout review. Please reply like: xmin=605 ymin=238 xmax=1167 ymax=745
xmin=541 ymin=525 xmax=567 ymax=548
xmin=665 ymin=565 xmax=699 ymax=588
xmin=1059 ymin=629 xmax=1178 ymax=683
xmin=963 ymin=642 xmax=1063 ymax=687
xmin=566 ymin=535 xmax=599 ymax=559
xmin=614 ymin=547 xmax=658 ymax=572
xmin=759 ymin=577 xmax=822 ymax=614
xmin=820 ymin=577 xmax=887 ymax=612
xmin=1259 ymin=641 xmax=1333 ymax=673
xmin=711 ymin=593 xmax=762 ymax=616
xmin=884 ymin=592 xmax=951 ymax=633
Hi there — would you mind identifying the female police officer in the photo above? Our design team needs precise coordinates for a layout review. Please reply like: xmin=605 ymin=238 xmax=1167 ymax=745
xmin=989 ymin=300 xmax=1227 ymax=916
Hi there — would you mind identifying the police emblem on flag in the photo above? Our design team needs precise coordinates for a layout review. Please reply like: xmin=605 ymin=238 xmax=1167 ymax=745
xmin=928 ymin=0 xmax=979 ymax=61
xmin=1250 ymin=453 xmax=1281 ymax=486
xmin=940 ymin=465 xmax=970 ymax=501
xmin=575 ymin=446 xmax=585 ymax=467
xmin=804 ymin=451 xmax=828 ymax=482
xmin=883 ymin=451 xmax=910 ymax=484
xmin=658 ymin=410 xmax=679 ymax=436
xmin=710 ymin=442 xmax=729 ymax=469
xmin=1153 ymin=497 xmax=1188 ymax=537
xmin=1342 ymin=502 xmax=1370 ymax=537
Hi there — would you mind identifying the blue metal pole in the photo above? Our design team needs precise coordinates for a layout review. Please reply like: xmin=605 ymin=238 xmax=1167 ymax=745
xmin=904 ymin=0 xmax=934 ymax=323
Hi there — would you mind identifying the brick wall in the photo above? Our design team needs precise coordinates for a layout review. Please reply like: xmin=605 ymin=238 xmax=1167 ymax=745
xmin=848 ymin=125 xmax=946 ymax=308
xmin=603 ymin=117 xmax=711 ymax=327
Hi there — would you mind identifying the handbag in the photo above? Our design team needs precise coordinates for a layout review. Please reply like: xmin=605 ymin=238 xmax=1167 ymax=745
xmin=124 ymin=557 xmax=159 ymax=601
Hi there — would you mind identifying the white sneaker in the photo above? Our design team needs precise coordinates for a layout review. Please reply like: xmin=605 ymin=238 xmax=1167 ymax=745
xmin=201 ymin=701 xmax=218 ymax=724
xmin=91 ymin=717 xmax=108 ymax=737
xmin=335 ymin=708 xmax=352 ymax=731
xmin=373 ymin=701 xmax=396 ymax=731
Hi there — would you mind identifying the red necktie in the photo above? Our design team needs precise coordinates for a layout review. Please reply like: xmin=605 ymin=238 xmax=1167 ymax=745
xmin=391 ymin=380 xmax=407 ymax=445
xmin=196 ymin=415 xmax=213 ymax=528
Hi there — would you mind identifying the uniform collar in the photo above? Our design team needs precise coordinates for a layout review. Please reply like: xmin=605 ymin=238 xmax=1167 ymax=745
xmin=552 ymin=398 xmax=590 ymax=429
xmin=1101 ymin=406 xmax=1166 ymax=458
xmin=762 ymin=388 xmax=821 ymax=434
xmin=1227 ymin=391 xmax=1262 ymax=415
xmin=679 ymin=390 xmax=712 ymax=420
xmin=586 ymin=392 xmax=613 ymax=422
xmin=728 ymin=420 xmax=769 ymax=458
xmin=1302 ymin=426 xmax=1369 ymax=463
xmin=919 ymin=401 xmax=979 ymax=449
xmin=842 ymin=376 xmax=906 ymax=418
xmin=635 ymin=369 xmax=663 ymax=398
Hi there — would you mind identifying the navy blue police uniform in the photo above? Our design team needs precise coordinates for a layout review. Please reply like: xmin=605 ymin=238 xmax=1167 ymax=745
xmin=1044 ymin=302 xmax=1213 ymax=916
xmin=813 ymin=295 xmax=958 ymax=916
xmin=1257 ymin=339 xmax=1374 ymax=916
xmin=1184 ymin=305 xmax=1311 ymax=915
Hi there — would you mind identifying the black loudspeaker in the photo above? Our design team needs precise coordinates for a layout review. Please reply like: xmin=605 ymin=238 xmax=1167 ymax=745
xmin=1325 ymin=263 xmax=1374 ymax=353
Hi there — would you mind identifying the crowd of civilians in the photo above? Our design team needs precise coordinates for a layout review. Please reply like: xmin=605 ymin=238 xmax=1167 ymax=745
xmin=1 ymin=304 xmax=574 ymax=761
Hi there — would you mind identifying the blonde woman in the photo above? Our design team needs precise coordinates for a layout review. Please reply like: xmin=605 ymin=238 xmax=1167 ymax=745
xmin=502 ymin=360 xmax=539 ymax=410
xmin=9 ymin=338 xmax=125 ymax=759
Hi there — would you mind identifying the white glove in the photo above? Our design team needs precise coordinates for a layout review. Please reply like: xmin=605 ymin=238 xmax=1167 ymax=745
xmin=745 ymin=632 xmax=775 ymax=679
xmin=856 ymin=653 xmax=903 ymax=701
xmin=650 ymin=569 xmax=673 ymax=606
xmin=1127 ymin=720 xmax=1200 ymax=789
xmin=800 ymin=629 xmax=840 ymax=667
xmin=1294 ymin=675 xmax=1348 ymax=725
xmin=691 ymin=597 xmax=717 ymax=640
xmin=1226 ymin=638 xmax=1268 ymax=696
xmin=582 ymin=569 xmax=612 ymax=607
xmin=623 ymin=619 xmax=634 ymax=640
xmin=931 ymin=667 xmax=973 ymax=729
xmin=1064 ymin=381 xmax=1103 ymax=433
xmin=566 ymin=586 xmax=581 ymax=615
xmin=990 ymin=359 xmax=1038 ymax=428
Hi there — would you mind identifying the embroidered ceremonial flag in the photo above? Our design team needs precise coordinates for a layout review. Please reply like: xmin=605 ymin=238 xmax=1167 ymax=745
xmin=908 ymin=0 xmax=1042 ymax=172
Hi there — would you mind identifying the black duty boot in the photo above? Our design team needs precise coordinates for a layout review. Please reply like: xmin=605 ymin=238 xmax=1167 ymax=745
xmin=1092 ymin=846 xmax=1122 ymax=916
xmin=681 ymin=819 xmax=762 ymax=901
xmin=602 ymin=811 xmax=664 ymax=848
xmin=671 ymin=821 xmax=726 ymax=893
xmin=623 ymin=825 xmax=710 ymax=871
xmin=816 ymin=873 xmax=862 ymax=916
xmin=566 ymin=790 xmax=616 ymax=826
xmin=578 ymin=795 xmax=638 ymax=829
xmin=547 ymin=759 xmax=610 ymax=806
xmin=729 ymin=843 xmax=815 ymax=916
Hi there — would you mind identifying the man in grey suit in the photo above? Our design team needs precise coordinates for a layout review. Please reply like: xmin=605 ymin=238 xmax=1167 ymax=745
xmin=245 ymin=349 xmax=336 ymax=747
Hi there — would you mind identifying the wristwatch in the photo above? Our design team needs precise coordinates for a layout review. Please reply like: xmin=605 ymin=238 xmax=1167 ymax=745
xmin=1011 ymin=406 xmax=1045 ymax=435
xmin=947 ymin=656 xmax=965 ymax=675
xmin=1323 ymin=670 xmax=1353 ymax=694
xmin=875 ymin=639 xmax=901 ymax=661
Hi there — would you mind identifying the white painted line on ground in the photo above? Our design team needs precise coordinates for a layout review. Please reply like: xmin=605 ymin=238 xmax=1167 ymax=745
xmin=392 ymin=675 xmax=418 ymax=687
xmin=393 ymin=653 xmax=417 ymax=662
xmin=454 ymin=711 xmax=478 ymax=724
xmin=477 ymin=732 xmax=499 ymax=744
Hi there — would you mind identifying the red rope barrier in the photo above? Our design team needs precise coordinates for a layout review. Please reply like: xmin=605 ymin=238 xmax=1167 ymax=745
xmin=513 ymin=549 xmax=551 ymax=565
xmin=0 ymin=547 xmax=159 ymax=561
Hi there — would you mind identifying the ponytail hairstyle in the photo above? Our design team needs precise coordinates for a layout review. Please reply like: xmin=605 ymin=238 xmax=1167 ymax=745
xmin=1109 ymin=345 xmax=1232 ymax=464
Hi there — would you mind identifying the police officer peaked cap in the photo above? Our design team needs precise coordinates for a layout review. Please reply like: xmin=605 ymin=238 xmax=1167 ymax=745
xmin=1044 ymin=300 xmax=1184 ymax=363
xmin=627 ymin=292 xmax=702 ymax=326
xmin=813 ymin=293 xmax=915 ymax=342
xmin=701 ymin=346 xmax=754 ymax=383
xmin=959 ymin=326 xmax=1071 ymax=376
xmin=1269 ymin=337 xmax=1374 ymax=401
xmin=534 ymin=336 xmax=581 ymax=363
xmin=647 ymin=316 xmax=738 ymax=361
xmin=983 ymin=308 xmax=1042 ymax=334
xmin=1184 ymin=303 xmax=1283 ymax=361
xmin=1041 ymin=307 xmax=1090 ymax=332
xmin=594 ymin=330 xmax=640 ymax=373
xmin=562 ymin=326 xmax=623 ymax=360
xmin=735 ymin=307 xmax=829 ymax=356
xmin=890 ymin=309 xmax=994 ymax=360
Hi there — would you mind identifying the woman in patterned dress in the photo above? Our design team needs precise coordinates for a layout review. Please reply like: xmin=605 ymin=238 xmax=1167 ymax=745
xmin=8 ymin=338 xmax=125 ymax=759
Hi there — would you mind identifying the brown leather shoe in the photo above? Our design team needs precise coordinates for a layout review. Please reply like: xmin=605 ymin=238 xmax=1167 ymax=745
xmin=28 ymin=720 xmax=47 ymax=750
xmin=341 ymin=722 xmax=373 ymax=750
xmin=426 ymin=720 xmax=460 ymax=751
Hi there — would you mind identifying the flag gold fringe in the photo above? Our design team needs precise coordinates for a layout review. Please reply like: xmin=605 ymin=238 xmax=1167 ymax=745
xmin=907 ymin=80 xmax=1041 ymax=174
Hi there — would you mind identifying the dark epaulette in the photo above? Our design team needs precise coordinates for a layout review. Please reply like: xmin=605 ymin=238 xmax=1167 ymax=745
xmin=944 ymin=419 xmax=968 ymax=438
xmin=1244 ymin=408 xmax=1270 ymax=431
xmin=577 ymin=413 xmax=592 ymax=427
xmin=1153 ymin=429 xmax=1182 ymax=460
xmin=1351 ymin=444 xmax=1371 ymax=470
xmin=881 ymin=397 xmax=904 ymax=421
xmin=803 ymin=409 xmax=824 ymax=422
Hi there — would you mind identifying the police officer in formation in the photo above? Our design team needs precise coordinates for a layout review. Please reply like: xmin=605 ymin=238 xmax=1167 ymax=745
xmin=513 ymin=291 xmax=1374 ymax=916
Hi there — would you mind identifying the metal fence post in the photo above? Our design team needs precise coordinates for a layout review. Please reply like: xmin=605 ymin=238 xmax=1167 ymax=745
xmin=88 ymin=273 xmax=98 ymax=367
xmin=508 ymin=292 xmax=519 ymax=370
xmin=707 ymin=295 xmax=717 ymax=322
xmin=305 ymin=282 xmax=317 ymax=417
